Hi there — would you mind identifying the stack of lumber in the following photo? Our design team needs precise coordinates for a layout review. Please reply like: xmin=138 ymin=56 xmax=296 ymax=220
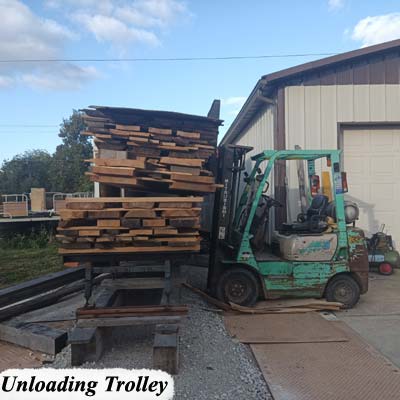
xmin=57 ymin=197 xmax=203 ymax=255
xmin=81 ymin=105 xmax=222 ymax=194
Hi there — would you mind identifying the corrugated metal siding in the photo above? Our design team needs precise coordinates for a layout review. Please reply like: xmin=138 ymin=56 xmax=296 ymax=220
xmin=285 ymin=83 xmax=400 ymax=219
xmin=234 ymin=105 xmax=274 ymax=166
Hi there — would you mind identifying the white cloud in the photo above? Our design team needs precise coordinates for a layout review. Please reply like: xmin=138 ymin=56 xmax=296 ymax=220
xmin=0 ymin=0 xmax=97 ymax=90
xmin=74 ymin=13 xmax=160 ymax=47
xmin=328 ymin=0 xmax=345 ymax=11
xmin=351 ymin=13 xmax=400 ymax=47
xmin=48 ymin=0 xmax=189 ymax=49
xmin=222 ymin=96 xmax=247 ymax=116
xmin=21 ymin=64 xmax=99 ymax=91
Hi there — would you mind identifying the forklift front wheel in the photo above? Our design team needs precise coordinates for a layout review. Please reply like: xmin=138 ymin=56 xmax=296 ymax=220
xmin=325 ymin=274 xmax=360 ymax=309
xmin=216 ymin=267 xmax=259 ymax=307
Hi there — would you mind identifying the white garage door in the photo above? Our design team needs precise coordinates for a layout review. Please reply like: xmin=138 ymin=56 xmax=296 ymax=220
xmin=343 ymin=127 xmax=400 ymax=247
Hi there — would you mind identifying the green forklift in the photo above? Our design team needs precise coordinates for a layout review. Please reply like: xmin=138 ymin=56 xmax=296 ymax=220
xmin=208 ymin=146 xmax=369 ymax=309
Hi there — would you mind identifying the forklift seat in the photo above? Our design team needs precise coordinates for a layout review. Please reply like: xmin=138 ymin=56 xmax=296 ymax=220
xmin=280 ymin=195 xmax=329 ymax=235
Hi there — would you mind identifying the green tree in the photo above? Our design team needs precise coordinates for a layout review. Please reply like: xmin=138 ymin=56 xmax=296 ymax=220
xmin=50 ymin=110 xmax=93 ymax=193
xmin=0 ymin=150 xmax=53 ymax=195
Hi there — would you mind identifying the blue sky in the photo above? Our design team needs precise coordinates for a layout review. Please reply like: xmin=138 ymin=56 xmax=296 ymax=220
xmin=1 ymin=0 xmax=400 ymax=163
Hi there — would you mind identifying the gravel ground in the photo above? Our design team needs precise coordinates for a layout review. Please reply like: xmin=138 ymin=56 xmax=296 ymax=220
xmin=50 ymin=266 xmax=272 ymax=400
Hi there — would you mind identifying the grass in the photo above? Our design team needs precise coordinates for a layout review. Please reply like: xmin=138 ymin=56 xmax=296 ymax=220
xmin=0 ymin=232 xmax=64 ymax=289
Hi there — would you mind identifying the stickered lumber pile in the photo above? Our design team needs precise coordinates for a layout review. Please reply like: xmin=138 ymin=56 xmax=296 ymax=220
xmin=57 ymin=197 xmax=203 ymax=255
xmin=81 ymin=105 xmax=222 ymax=194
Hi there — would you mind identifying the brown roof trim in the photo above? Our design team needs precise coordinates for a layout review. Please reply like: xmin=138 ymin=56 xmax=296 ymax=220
xmin=262 ymin=38 xmax=400 ymax=84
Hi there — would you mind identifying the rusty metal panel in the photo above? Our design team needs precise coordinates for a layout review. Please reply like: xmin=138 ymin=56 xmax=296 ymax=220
xmin=250 ymin=321 xmax=400 ymax=400
xmin=0 ymin=341 xmax=43 ymax=372
xmin=224 ymin=312 xmax=348 ymax=344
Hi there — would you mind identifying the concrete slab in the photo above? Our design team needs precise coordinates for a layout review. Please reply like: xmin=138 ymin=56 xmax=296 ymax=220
xmin=338 ymin=271 xmax=400 ymax=367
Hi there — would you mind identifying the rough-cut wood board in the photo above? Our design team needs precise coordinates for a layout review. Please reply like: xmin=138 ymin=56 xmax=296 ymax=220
xmin=128 ymin=229 xmax=153 ymax=236
xmin=177 ymin=130 xmax=200 ymax=139
xmin=79 ymin=230 xmax=101 ymax=237
xmin=158 ymin=202 xmax=193 ymax=209
xmin=58 ymin=210 xmax=88 ymax=219
xmin=124 ymin=209 xmax=156 ymax=218
xmin=160 ymin=157 xmax=203 ymax=167
xmin=88 ymin=210 xmax=123 ymax=219
xmin=115 ymin=124 xmax=140 ymax=131
xmin=86 ymin=158 xmax=145 ymax=168
xmin=223 ymin=313 xmax=348 ymax=344
xmin=121 ymin=219 xmax=141 ymax=228
xmin=170 ymin=165 xmax=201 ymax=176
xmin=97 ymin=219 xmax=120 ymax=227
xmin=170 ymin=173 xmax=215 ymax=184
xmin=169 ymin=181 xmax=216 ymax=193
xmin=66 ymin=196 xmax=203 ymax=203
xmin=67 ymin=202 xmax=105 ymax=210
xmin=92 ymin=166 xmax=135 ymax=177
xmin=148 ymin=127 xmax=172 ymax=135
xmin=162 ymin=209 xmax=201 ymax=217
xmin=143 ymin=219 xmax=166 ymax=227
xmin=59 ymin=244 xmax=200 ymax=254
xmin=153 ymin=228 xmax=179 ymax=235
xmin=0 ymin=322 xmax=67 ymax=355
xmin=122 ymin=202 xmax=155 ymax=209
xmin=0 ymin=268 xmax=85 ymax=308
xmin=89 ymin=174 xmax=138 ymax=186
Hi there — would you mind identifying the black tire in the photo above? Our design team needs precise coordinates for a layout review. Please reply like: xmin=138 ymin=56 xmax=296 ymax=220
xmin=325 ymin=274 xmax=360 ymax=309
xmin=216 ymin=267 xmax=259 ymax=306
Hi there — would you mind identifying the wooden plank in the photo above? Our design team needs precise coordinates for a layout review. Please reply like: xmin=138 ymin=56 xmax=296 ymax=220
xmin=77 ymin=305 xmax=187 ymax=317
xmin=92 ymin=166 xmax=135 ymax=177
xmin=88 ymin=210 xmax=123 ymax=219
xmin=170 ymin=165 xmax=201 ymax=175
xmin=58 ymin=210 xmax=88 ymax=219
xmin=124 ymin=209 xmax=157 ymax=218
xmin=148 ymin=127 xmax=172 ymax=135
xmin=0 ymin=274 xmax=109 ymax=321
xmin=158 ymin=202 xmax=193 ymax=209
xmin=169 ymin=217 xmax=200 ymax=228
xmin=97 ymin=219 xmax=120 ymax=227
xmin=162 ymin=209 xmax=201 ymax=217
xmin=121 ymin=218 xmax=141 ymax=229
xmin=127 ymin=229 xmax=153 ymax=236
xmin=143 ymin=219 xmax=166 ymax=227
xmin=169 ymin=181 xmax=217 ymax=193
xmin=122 ymin=202 xmax=155 ymax=209
xmin=153 ymin=228 xmax=179 ymax=235
xmin=66 ymin=202 xmax=105 ymax=210
xmin=77 ymin=316 xmax=181 ymax=328
xmin=153 ymin=324 xmax=179 ymax=375
xmin=79 ymin=230 xmax=101 ymax=237
xmin=170 ymin=173 xmax=215 ymax=184
xmin=67 ymin=196 xmax=203 ymax=203
xmin=177 ymin=130 xmax=200 ymax=139
xmin=59 ymin=244 xmax=200 ymax=254
xmin=86 ymin=158 xmax=145 ymax=168
xmin=0 ymin=322 xmax=68 ymax=355
xmin=159 ymin=157 xmax=203 ymax=167
xmin=0 ymin=268 xmax=85 ymax=308
xmin=115 ymin=124 xmax=140 ymax=131
xmin=89 ymin=174 xmax=139 ymax=186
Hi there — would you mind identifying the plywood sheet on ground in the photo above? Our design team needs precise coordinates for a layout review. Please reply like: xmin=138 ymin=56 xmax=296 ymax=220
xmin=224 ymin=312 xmax=348 ymax=343
xmin=250 ymin=321 xmax=400 ymax=400
xmin=0 ymin=341 xmax=43 ymax=371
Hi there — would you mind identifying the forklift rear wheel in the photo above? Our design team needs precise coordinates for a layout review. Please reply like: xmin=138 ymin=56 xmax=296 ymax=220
xmin=216 ymin=268 xmax=259 ymax=307
xmin=378 ymin=263 xmax=393 ymax=275
xmin=325 ymin=275 xmax=360 ymax=309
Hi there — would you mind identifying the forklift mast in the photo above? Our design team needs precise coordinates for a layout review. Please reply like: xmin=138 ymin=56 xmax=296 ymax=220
xmin=207 ymin=145 xmax=253 ymax=291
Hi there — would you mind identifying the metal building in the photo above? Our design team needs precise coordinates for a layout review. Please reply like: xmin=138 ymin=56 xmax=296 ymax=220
xmin=221 ymin=39 xmax=400 ymax=245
